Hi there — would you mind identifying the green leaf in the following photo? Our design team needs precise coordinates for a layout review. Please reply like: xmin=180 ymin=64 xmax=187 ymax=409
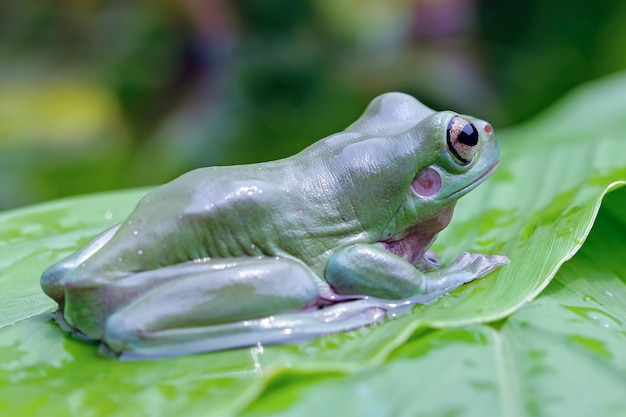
xmin=241 ymin=189 xmax=626 ymax=417
xmin=1 ymin=73 xmax=626 ymax=416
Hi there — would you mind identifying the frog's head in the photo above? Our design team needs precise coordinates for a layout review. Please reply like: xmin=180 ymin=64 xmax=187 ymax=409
xmin=346 ymin=93 xmax=499 ymax=203
xmin=414 ymin=110 xmax=499 ymax=206
xmin=378 ymin=105 xmax=500 ymax=243
xmin=340 ymin=93 xmax=500 ymax=243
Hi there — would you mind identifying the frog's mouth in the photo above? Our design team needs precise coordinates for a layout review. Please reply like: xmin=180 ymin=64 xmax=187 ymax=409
xmin=440 ymin=162 xmax=498 ymax=201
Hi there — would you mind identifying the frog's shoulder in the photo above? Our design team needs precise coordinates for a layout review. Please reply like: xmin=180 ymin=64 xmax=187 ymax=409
xmin=345 ymin=92 xmax=435 ymax=137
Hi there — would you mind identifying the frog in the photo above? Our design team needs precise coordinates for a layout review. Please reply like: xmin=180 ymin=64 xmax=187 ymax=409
xmin=41 ymin=92 xmax=509 ymax=359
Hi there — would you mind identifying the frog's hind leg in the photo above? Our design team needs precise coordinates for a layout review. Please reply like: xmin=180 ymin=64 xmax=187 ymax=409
xmin=101 ymin=256 xmax=362 ymax=358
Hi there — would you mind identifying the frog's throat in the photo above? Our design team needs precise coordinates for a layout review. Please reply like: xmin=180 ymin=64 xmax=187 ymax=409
xmin=379 ymin=204 xmax=455 ymax=266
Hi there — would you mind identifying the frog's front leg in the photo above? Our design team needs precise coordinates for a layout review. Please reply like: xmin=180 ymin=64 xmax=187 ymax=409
xmin=326 ymin=244 xmax=508 ymax=303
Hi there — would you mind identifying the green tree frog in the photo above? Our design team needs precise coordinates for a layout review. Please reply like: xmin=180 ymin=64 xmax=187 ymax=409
xmin=41 ymin=93 xmax=508 ymax=359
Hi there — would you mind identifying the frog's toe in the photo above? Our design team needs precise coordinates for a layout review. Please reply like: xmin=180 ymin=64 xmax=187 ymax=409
xmin=416 ymin=250 xmax=442 ymax=271
xmin=451 ymin=252 xmax=510 ymax=276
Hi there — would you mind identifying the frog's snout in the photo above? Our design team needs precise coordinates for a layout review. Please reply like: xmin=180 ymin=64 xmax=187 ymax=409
xmin=41 ymin=263 xmax=67 ymax=307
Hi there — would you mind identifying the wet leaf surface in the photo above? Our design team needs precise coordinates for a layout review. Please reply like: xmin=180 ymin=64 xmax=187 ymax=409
xmin=1 ymin=74 xmax=626 ymax=416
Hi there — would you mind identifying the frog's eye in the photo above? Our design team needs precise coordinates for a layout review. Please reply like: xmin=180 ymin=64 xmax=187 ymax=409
xmin=446 ymin=116 xmax=479 ymax=165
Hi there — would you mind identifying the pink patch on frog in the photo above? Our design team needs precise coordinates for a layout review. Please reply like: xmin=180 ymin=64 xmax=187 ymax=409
xmin=382 ymin=203 xmax=455 ymax=266
xmin=412 ymin=167 xmax=441 ymax=197
xmin=484 ymin=123 xmax=493 ymax=134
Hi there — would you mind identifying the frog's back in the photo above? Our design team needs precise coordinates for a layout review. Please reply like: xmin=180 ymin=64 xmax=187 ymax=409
xmin=85 ymin=161 xmax=337 ymax=273
xmin=79 ymin=92 xmax=435 ymax=276
xmin=120 ymin=165 xmax=289 ymax=258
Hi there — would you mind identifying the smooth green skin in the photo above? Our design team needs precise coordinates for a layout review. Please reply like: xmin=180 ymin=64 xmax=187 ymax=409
xmin=41 ymin=93 xmax=507 ymax=358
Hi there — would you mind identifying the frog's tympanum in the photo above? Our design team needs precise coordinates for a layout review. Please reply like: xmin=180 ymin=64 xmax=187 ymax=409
xmin=41 ymin=93 xmax=509 ymax=358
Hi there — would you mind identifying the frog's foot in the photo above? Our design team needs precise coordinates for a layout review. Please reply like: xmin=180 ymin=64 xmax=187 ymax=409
xmin=108 ymin=302 xmax=386 ymax=360
xmin=413 ymin=252 xmax=510 ymax=303
xmin=446 ymin=252 xmax=510 ymax=275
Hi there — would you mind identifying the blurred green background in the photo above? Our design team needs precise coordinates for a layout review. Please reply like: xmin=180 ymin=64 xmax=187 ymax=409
xmin=1 ymin=0 xmax=625 ymax=210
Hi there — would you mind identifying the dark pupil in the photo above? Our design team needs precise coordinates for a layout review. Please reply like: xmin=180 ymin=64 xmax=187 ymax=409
xmin=459 ymin=123 xmax=478 ymax=146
